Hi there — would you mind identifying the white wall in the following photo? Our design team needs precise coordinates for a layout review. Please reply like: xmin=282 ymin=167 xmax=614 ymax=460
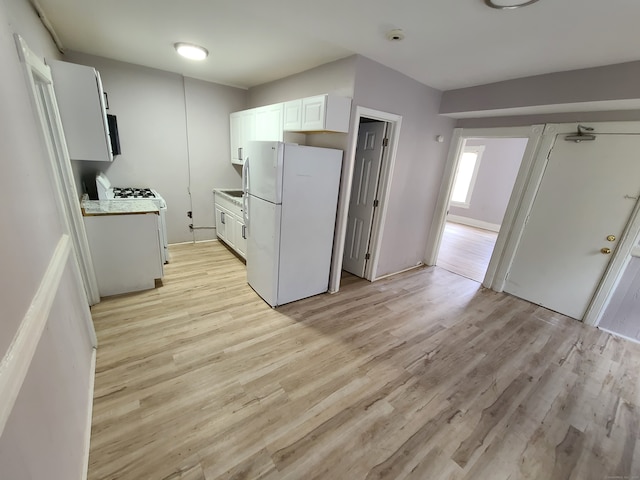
xmin=0 ymin=0 xmax=94 ymax=477
xmin=352 ymin=56 xmax=456 ymax=277
xmin=64 ymin=51 xmax=247 ymax=244
xmin=449 ymin=138 xmax=528 ymax=226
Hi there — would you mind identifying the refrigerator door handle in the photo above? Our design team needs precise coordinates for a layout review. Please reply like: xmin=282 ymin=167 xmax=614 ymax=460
xmin=242 ymin=156 xmax=250 ymax=228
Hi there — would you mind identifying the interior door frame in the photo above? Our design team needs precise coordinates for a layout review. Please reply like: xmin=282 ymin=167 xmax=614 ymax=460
xmin=15 ymin=35 xmax=100 ymax=312
xmin=424 ymin=125 xmax=545 ymax=290
xmin=506 ymin=122 xmax=640 ymax=326
xmin=329 ymin=106 xmax=402 ymax=291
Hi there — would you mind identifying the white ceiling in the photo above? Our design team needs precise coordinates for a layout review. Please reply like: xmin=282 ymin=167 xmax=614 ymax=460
xmin=35 ymin=0 xmax=640 ymax=91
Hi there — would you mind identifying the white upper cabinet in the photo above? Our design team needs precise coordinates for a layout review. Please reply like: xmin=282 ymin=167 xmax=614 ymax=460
xmin=230 ymin=103 xmax=282 ymax=165
xmin=230 ymin=109 xmax=255 ymax=165
xmin=254 ymin=103 xmax=284 ymax=142
xmin=48 ymin=60 xmax=113 ymax=162
xmin=283 ymin=94 xmax=352 ymax=133
xmin=229 ymin=95 xmax=351 ymax=164
xmin=283 ymin=100 xmax=303 ymax=131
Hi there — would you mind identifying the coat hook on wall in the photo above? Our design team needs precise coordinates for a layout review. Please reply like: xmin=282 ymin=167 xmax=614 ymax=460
xmin=564 ymin=124 xmax=596 ymax=143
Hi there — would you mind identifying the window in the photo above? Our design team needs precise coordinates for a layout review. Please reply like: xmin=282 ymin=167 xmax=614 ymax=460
xmin=450 ymin=145 xmax=484 ymax=208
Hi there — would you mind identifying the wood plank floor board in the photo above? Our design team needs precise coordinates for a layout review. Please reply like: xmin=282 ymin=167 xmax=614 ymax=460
xmin=437 ymin=221 xmax=499 ymax=283
xmin=87 ymin=241 xmax=640 ymax=480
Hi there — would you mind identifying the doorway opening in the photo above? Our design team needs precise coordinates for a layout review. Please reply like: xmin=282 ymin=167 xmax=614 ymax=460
xmin=437 ymin=137 xmax=528 ymax=283
xmin=425 ymin=125 xmax=545 ymax=290
xmin=342 ymin=117 xmax=389 ymax=279
xmin=330 ymin=107 xmax=402 ymax=290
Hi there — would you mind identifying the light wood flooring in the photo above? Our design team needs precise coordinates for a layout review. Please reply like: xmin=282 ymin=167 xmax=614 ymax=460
xmin=437 ymin=221 xmax=498 ymax=283
xmin=88 ymin=241 xmax=640 ymax=480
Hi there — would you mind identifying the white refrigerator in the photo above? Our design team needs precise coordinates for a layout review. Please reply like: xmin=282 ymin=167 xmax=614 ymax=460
xmin=243 ymin=141 xmax=343 ymax=307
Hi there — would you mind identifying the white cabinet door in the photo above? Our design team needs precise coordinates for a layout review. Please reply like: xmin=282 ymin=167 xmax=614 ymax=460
xmin=283 ymin=95 xmax=351 ymax=133
xmin=234 ymin=216 xmax=247 ymax=258
xmin=283 ymin=100 xmax=302 ymax=131
xmin=230 ymin=112 xmax=243 ymax=164
xmin=48 ymin=60 xmax=112 ymax=162
xmin=255 ymin=103 xmax=283 ymax=142
xmin=229 ymin=110 xmax=256 ymax=165
xmin=301 ymin=95 xmax=327 ymax=131
xmin=215 ymin=205 xmax=230 ymax=244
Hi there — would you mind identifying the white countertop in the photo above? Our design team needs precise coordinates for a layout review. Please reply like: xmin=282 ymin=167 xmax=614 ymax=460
xmin=81 ymin=197 xmax=159 ymax=216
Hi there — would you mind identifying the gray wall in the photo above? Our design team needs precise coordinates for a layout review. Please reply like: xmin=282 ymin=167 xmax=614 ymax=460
xmin=64 ymin=52 xmax=247 ymax=243
xmin=352 ymin=56 xmax=456 ymax=277
xmin=449 ymin=138 xmax=528 ymax=226
xmin=441 ymin=61 xmax=640 ymax=116
xmin=247 ymin=55 xmax=356 ymax=108
xmin=600 ymin=255 xmax=640 ymax=341
xmin=0 ymin=0 xmax=94 ymax=477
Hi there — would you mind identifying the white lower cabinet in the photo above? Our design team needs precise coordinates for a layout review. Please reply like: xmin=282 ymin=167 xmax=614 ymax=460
xmin=214 ymin=191 xmax=246 ymax=259
xmin=83 ymin=212 xmax=163 ymax=297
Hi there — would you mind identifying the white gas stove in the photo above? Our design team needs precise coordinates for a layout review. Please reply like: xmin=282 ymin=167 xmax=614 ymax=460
xmin=96 ymin=172 xmax=169 ymax=263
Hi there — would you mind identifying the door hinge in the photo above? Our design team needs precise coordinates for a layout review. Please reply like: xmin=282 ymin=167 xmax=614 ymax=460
xmin=365 ymin=253 xmax=371 ymax=260
xmin=382 ymin=138 xmax=389 ymax=147
xmin=373 ymin=199 xmax=379 ymax=208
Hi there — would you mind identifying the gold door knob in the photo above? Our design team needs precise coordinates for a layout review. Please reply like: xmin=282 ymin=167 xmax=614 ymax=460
xmin=606 ymin=235 xmax=616 ymax=242
xmin=601 ymin=247 xmax=612 ymax=255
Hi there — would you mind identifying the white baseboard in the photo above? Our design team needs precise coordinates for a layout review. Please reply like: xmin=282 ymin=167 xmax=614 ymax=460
xmin=170 ymin=239 xmax=218 ymax=246
xmin=373 ymin=263 xmax=425 ymax=281
xmin=447 ymin=214 xmax=501 ymax=233
xmin=598 ymin=327 xmax=640 ymax=345
xmin=82 ymin=348 xmax=97 ymax=480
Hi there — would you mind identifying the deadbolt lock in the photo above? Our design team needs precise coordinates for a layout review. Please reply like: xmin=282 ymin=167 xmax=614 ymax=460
xmin=606 ymin=235 xmax=616 ymax=242
xmin=601 ymin=247 xmax=612 ymax=255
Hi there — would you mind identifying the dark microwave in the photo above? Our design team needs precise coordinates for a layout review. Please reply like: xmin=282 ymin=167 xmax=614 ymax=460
xmin=106 ymin=114 xmax=121 ymax=156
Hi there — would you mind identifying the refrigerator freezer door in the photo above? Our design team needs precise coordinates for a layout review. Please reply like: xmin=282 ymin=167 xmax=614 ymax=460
xmin=245 ymin=141 xmax=284 ymax=204
xmin=277 ymin=144 xmax=343 ymax=305
xmin=246 ymin=195 xmax=281 ymax=307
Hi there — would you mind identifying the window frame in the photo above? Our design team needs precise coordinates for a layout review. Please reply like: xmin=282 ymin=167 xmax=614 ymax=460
xmin=450 ymin=145 xmax=485 ymax=209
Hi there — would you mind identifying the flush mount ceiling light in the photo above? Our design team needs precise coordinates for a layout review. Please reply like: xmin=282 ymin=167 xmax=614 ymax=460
xmin=484 ymin=0 xmax=540 ymax=9
xmin=174 ymin=42 xmax=209 ymax=61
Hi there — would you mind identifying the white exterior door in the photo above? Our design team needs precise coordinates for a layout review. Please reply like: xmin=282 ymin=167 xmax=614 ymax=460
xmin=343 ymin=122 xmax=386 ymax=277
xmin=505 ymin=134 xmax=640 ymax=320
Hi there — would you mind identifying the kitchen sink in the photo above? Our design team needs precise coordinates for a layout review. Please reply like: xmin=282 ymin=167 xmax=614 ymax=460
xmin=220 ymin=189 xmax=244 ymax=198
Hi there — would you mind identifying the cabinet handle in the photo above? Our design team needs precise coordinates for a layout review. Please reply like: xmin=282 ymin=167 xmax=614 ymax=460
xmin=238 ymin=147 xmax=243 ymax=160
xmin=242 ymin=224 xmax=246 ymax=239
xmin=221 ymin=211 xmax=225 ymax=224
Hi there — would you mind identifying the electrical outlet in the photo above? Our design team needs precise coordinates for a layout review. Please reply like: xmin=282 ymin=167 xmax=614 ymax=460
xmin=187 ymin=211 xmax=192 ymax=218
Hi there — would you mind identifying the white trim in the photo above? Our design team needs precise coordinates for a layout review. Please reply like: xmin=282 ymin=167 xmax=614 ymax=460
xmin=631 ymin=246 xmax=640 ymax=258
xmin=373 ymin=262 xmax=424 ymax=281
xmin=447 ymin=215 xmax=501 ymax=233
xmin=598 ymin=327 xmax=640 ymax=345
xmin=15 ymin=35 xmax=100 ymax=308
xmin=0 ymin=235 xmax=71 ymax=435
xmin=329 ymin=106 xmax=403 ymax=292
xmin=171 ymin=239 xmax=216 ymax=246
xmin=424 ymin=125 xmax=544 ymax=292
xmin=494 ymin=121 xmax=640 ymax=326
xmin=81 ymin=348 xmax=96 ymax=480
xmin=584 ymin=187 xmax=640 ymax=326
